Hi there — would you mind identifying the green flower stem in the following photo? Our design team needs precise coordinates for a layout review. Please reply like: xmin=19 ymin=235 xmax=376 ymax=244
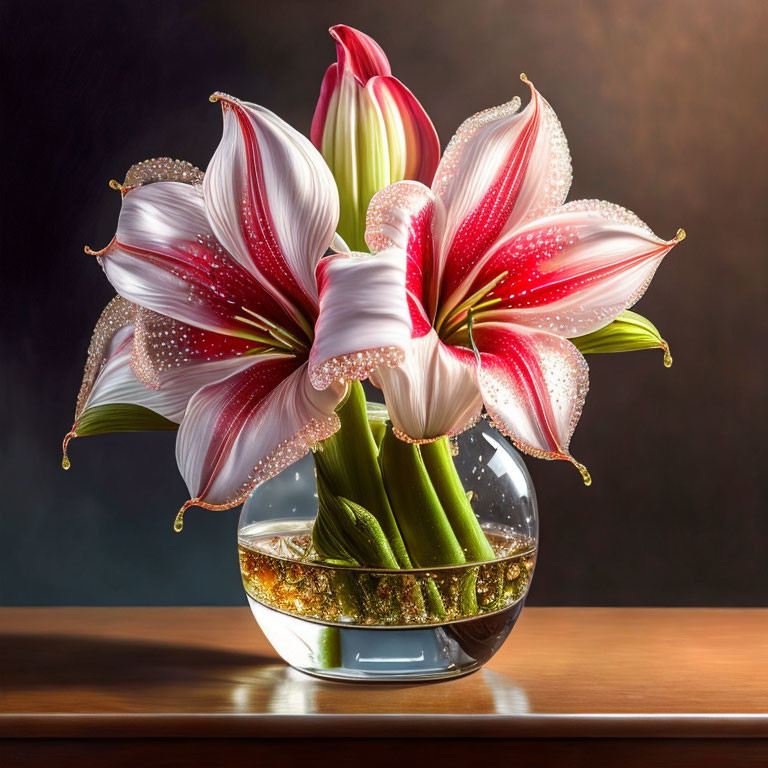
xmin=424 ymin=580 xmax=447 ymax=620
xmin=369 ymin=420 xmax=386 ymax=449
xmin=313 ymin=382 xmax=411 ymax=568
xmin=420 ymin=437 xmax=495 ymax=563
xmin=316 ymin=627 xmax=342 ymax=669
xmin=380 ymin=428 xmax=466 ymax=568
xmin=314 ymin=470 xmax=400 ymax=569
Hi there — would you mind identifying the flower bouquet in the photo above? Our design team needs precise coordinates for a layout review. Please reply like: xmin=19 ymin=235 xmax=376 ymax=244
xmin=65 ymin=26 xmax=683 ymax=680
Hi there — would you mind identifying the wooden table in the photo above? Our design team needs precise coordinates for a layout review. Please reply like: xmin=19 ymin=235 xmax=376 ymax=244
xmin=2 ymin=608 xmax=767 ymax=766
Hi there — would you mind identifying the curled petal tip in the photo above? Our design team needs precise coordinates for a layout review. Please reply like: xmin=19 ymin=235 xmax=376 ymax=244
xmin=661 ymin=341 xmax=673 ymax=368
xmin=108 ymin=179 xmax=125 ymax=192
xmin=173 ymin=499 xmax=198 ymax=533
xmin=569 ymin=457 xmax=592 ymax=486
xmin=209 ymin=91 xmax=238 ymax=107
xmin=520 ymin=72 xmax=532 ymax=85
xmin=674 ymin=228 xmax=686 ymax=242
xmin=61 ymin=431 xmax=76 ymax=470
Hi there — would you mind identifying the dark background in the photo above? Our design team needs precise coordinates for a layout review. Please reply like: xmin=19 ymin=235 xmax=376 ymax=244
xmin=2 ymin=0 xmax=766 ymax=606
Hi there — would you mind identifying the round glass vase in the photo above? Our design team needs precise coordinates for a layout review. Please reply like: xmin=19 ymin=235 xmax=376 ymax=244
xmin=238 ymin=421 xmax=538 ymax=682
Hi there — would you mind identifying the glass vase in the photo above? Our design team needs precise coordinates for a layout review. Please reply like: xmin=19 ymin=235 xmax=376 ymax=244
xmin=238 ymin=420 xmax=538 ymax=682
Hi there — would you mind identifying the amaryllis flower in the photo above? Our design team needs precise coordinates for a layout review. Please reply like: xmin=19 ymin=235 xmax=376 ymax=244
xmin=66 ymin=97 xmax=410 ymax=520
xmin=366 ymin=75 xmax=685 ymax=480
xmin=311 ymin=25 xmax=440 ymax=250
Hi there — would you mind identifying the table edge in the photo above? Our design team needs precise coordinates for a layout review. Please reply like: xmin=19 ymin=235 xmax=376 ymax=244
xmin=2 ymin=713 xmax=767 ymax=740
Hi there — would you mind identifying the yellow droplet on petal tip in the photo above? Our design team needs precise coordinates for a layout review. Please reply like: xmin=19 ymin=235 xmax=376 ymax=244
xmin=674 ymin=228 xmax=686 ymax=242
xmin=61 ymin=454 xmax=71 ymax=470
xmin=572 ymin=460 xmax=592 ymax=486
xmin=208 ymin=93 xmax=220 ymax=102
xmin=661 ymin=342 xmax=673 ymax=368
xmin=108 ymin=179 xmax=125 ymax=191
xmin=173 ymin=507 xmax=186 ymax=533
xmin=520 ymin=72 xmax=530 ymax=84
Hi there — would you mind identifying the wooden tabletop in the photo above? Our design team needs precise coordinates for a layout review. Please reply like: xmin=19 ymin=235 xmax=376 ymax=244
xmin=2 ymin=606 xmax=767 ymax=743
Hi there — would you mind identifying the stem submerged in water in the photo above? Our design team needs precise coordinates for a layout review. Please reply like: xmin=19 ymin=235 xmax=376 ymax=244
xmin=310 ymin=385 xmax=496 ymax=623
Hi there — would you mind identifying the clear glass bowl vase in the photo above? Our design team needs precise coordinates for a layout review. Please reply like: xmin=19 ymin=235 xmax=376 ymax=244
xmin=238 ymin=420 xmax=538 ymax=682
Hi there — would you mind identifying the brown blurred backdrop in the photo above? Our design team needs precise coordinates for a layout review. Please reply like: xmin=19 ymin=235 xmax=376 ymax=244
xmin=2 ymin=0 xmax=766 ymax=605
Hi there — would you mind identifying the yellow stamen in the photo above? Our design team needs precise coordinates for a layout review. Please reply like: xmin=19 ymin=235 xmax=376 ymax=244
xmin=238 ymin=307 xmax=307 ymax=352
xmin=438 ymin=271 xmax=509 ymax=335
xmin=233 ymin=317 xmax=292 ymax=350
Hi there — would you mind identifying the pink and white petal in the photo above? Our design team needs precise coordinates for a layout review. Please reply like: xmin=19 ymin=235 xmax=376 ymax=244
xmin=309 ymin=248 xmax=411 ymax=389
xmin=204 ymin=95 xmax=339 ymax=314
xmin=472 ymin=323 xmax=589 ymax=473
xmin=73 ymin=303 xmax=255 ymax=426
xmin=71 ymin=297 xmax=138 ymax=423
xmin=99 ymin=181 xmax=294 ymax=338
xmin=328 ymin=25 xmax=391 ymax=84
xmin=310 ymin=62 xmax=338 ymax=149
xmin=369 ymin=76 xmax=440 ymax=185
xmin=435 ymin=80 xmax=572 ymax=307
xmin=63 ymin=305 xmax=255 ymax=465
xmin=64 ymin=300 xmax=175 ymax=460
xmin=365 ymin=180 xmax=442 ymax=318
xmin=370 ymin=329 xmax=483 ymax=442
xmin=468 ymin=200 xmax=683 ymax=337
xmin=65 ymin=298 xmax=175 ymax=458
xmin=83 ymin=329 xmax=251 ymax=425
xmin=121 ymin=157 xmax=205 ymax=190
xmin=129 ymin=307 xmax=254 ymax=390
xmin=176 ymin=360 xmax=344 ymax=510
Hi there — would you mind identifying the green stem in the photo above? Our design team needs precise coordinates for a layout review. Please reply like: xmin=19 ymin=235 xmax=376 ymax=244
xmin=316 ymin=627 xmax=342 ymax=669
xmin=380 ymin=428 xmax=466 ymax=568
xmin=314 ymin=470 xmax=400 ymax=569
xmin=420 ymin=437 xmax=495 ymax=563
xmin=313 ymin=382 xmax=411 ymax=568
xmin=369 ymin=420 xmax=386 ymax=450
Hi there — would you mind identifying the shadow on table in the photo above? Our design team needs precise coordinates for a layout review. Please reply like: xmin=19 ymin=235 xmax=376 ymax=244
xmin=1 ymin=633 xmax=274 ymax=689
xmin=1 ymin=634 xmax=531 ymax=717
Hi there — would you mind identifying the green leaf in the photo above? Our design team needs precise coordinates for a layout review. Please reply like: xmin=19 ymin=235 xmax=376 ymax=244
xmin=571 ymin=311 xmax=673 ymax=367
xmin=75 ymin=404 xmax=178 ymax=436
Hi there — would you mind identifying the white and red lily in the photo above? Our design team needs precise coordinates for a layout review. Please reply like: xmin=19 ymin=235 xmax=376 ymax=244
xmin=366 ymin=76 xmax=685 ymax=479
xmin=311 ymin=25 xmax=440 ymax=250
xmin=67 ymin=97 xmax=411 ymax=517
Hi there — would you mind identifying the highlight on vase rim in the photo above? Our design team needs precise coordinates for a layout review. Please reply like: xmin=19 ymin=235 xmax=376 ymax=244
xmin=64 ymin=23 xmax=684 ymax=548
